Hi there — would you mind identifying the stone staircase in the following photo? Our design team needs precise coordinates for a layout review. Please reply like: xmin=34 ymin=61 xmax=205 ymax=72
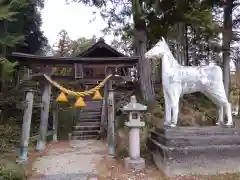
xmin=72 ymin=100 xmax=102 ymax=140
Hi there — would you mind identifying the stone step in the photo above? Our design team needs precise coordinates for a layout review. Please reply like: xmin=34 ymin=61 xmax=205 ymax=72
xmin=79 ymin=113 xmax=101 ymax=117
xmin=77 ymin=118 xmax=101 ymax=122
xmin=80 ymin=108 xmax=101 ymax=112
xmin=155 ymin=127 xmax=240 ymax=136
xmin=71 ymin=134 xmax=100 ymax=140
xmin=79 ymin=111 xmax=101 ymax=115
xmin=150 ymin=131 xmax=240 ymax=147
xmin=72 ymin=130 xmax=99 ymax=136
xmin=76 ymin=121 xmax=101 ymax=126
xmin=82 ymin=105 xmax=102 ymax=108
xmin=81 ymin=102 xmax=102 ymax=108
xmin=73 ymin=125 xmax=100 ymax=131
xmin=79 ymin=117 xmax=101 ymax=121
xmin=79 ymin=114 xmax=101 ymax=118
xmin=84 ymin=100 xmax=102 ymax=104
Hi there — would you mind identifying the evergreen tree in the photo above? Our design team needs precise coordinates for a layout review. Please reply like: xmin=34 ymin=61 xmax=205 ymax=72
xmin=53 ymin=29 xmax=72 ymax=57
xmin=70 ymin=36 xmax=96 ymax=57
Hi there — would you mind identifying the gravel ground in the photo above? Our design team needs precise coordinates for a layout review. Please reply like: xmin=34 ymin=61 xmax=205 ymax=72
xmin=31 ymin=140 xmax=106 ymax=180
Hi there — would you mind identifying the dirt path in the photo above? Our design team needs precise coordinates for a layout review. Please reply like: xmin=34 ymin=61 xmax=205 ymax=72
xmin=27 ymin=140 xmax=164 ymax=180
xmin=29 ymin=140 xmax=107 ymax=180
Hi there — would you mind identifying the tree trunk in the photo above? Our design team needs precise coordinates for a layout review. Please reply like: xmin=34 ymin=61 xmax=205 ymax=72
xmin=237 ymin=70 xmax=240 ymax=116
xmin=184 ymin=24 xmax=189 ymax=66
xmin=176 ymin=23 xmax=188 ymax=65
xmin=222 ymin=0 xmax=233 ymax=99
xmin=238 ymin=91 xmax=240 ymax=116
xmin=133 ymin=29 xmax=155 ymax=102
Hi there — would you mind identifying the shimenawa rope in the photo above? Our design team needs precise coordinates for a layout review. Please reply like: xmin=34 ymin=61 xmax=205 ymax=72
xmin=43 ymin=74 xmax=112 ymax=97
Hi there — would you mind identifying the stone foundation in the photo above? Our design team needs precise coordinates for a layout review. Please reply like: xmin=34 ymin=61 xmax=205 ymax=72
xmin=148 ymin=126 xmax=240 ymax=176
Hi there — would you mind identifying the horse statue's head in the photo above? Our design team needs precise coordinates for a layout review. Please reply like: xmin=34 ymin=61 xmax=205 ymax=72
xmin=145 ymin=37 xmax=170 ymax=59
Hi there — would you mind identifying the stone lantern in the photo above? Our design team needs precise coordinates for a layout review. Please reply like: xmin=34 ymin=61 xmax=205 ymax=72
xmin=123 ymin=95 xmax=147 ymax=171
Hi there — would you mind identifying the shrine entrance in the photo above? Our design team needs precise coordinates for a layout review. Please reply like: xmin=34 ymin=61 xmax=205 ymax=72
xmin=7 ymin=38 xmax=138 ymax=162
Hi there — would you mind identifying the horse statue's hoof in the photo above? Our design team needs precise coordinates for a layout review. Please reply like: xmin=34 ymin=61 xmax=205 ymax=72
xmin=216 ymin=122 xmax=221 ymax=126
xmin=163 ymin=124 xmax=171 ymax=129
xmin=224 ymin=123 xmax=234 ymax=128
xmin=170 ymin=123 xmax=177 ymax=128
xmin=216 ymin=121 xmax=224 ymax=126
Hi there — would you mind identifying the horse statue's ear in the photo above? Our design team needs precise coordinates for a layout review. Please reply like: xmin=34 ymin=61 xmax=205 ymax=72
xmin=162 ymin=37 xmax=166 ymax=42
xmin=161 ymin=37 xmax=164 ymax=41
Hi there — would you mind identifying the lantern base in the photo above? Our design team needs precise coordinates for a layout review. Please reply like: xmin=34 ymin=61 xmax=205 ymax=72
xmin=124 ymin=157 xmax=145 ymax=171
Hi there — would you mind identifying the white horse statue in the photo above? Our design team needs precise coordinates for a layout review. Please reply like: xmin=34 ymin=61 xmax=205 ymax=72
xmin=145 ymin=37 xmax=233 ymax=128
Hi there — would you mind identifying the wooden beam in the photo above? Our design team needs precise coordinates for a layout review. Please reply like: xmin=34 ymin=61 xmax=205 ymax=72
xmin=7 ymin=52 xmax=139 ymax=65
xmin=23 ymin=73 xmax=132 ymax=83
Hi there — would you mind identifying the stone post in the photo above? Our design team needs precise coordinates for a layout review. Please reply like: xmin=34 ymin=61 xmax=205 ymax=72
xmin=52 ymin=103 xmax=59 ymax=141
xmin=108 ymin=88 xmax=116 ymax=156
xmin=18 ymin=89 xmax=35 ymax=162
xmin=36 ymin=82 xmax=52 ymax=152
xmin=99 ymin=67 xmax=108 ymax=140
xmin=123 ymin=95 xmax=147 ymax=171
xmin=36 ymin=65 xmax=52 ymax=152
xmin=106 ymin=67 xmax=116 ymax=156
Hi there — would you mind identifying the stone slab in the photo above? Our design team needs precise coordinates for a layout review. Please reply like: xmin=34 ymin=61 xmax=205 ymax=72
xmin=155 ymin=126 xmax=240 ymax=136
xmin=150 ymin=130 xmax=240 ymax=146
xmin=148 ymin=127 xmax=240 ymax=176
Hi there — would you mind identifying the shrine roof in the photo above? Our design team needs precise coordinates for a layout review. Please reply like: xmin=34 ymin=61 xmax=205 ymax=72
xmin=6 ymin=38 xmax=138 ymax=65
xmin=77 ymin=38 xmax=126 ymax=57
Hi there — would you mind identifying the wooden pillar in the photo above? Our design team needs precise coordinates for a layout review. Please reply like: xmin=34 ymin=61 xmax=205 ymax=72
xmin=52 ymin=103 xmax=59 ymax=141
xmin=36 ymin=65 xmax=52 ymax=152
xmin=107 ymin=68 xmax=116 ymax=156
xmin=19 ymin=89 xmax=34 ymax=162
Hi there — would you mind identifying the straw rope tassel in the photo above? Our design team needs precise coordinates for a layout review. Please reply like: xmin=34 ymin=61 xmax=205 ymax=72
xmin=92 ymin=90 xmax=103 ymax=100
xmin=56 ymin=92 xmax=68 ymax=102
xmin=74 ymin=96 xmax=86 ymax=108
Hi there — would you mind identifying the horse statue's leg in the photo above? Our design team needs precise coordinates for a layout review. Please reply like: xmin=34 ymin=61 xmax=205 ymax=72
xmin=203 ymin=84 xmax=233 ymax=127
xmin=216 ymin=106 xmax=224 ymax=126
xmin=225 ymin=102 xmax=233 ymax=127
xmin=163 ymin=89 xmax=172 ymax=127
xmin=169 ymin=90 xmax=180 ymax=128
xmin=170 ymin=100 xmax=180 ymax=128
xmin=215 ymin=83 xmax=233 ymax=127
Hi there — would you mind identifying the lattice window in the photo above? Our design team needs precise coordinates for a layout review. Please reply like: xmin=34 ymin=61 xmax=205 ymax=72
xmin=85 ymin=68 xmax=94 ymax=77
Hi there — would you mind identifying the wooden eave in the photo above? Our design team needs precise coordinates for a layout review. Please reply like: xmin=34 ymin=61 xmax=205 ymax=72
xmin=6 ymin=52 xmax=139 ymax=66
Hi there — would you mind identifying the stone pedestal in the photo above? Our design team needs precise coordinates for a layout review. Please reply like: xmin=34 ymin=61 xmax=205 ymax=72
xmin=124 ymin=121 xmax=145 ymax=171
xmin=148 ymin=126 xmax=240 ymax=176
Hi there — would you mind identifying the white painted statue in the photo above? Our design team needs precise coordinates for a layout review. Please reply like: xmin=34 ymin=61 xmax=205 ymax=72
xmin=145 ymin=37 xmax=233 ymax=128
